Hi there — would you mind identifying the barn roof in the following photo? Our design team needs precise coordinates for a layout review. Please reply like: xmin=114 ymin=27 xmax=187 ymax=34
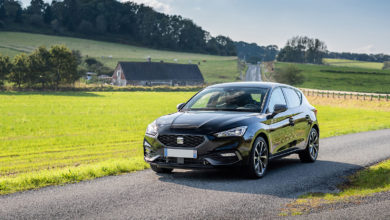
xmin=118 ymin=62 xmax=204 ymax=81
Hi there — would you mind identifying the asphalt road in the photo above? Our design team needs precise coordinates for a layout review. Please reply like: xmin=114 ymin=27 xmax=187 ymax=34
xmin=245 ymin=64 xmax=262 ymax=81
xmin=1 ymin=129 xmax=390 ymax=219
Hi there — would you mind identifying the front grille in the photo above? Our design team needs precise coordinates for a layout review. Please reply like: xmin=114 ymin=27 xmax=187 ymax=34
xmin=158 ymin=135 xmax=205 ymax=147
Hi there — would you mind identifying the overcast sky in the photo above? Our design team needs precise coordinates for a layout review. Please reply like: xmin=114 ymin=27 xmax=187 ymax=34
xmin=20 ymin=0 xmax=390 ymax=54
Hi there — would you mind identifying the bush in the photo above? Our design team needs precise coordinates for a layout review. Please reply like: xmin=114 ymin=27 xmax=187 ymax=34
xmin=274 ymin=64 xmax=304 ymax=85
xmin=383 ymin=61 xmax=390 ymax=70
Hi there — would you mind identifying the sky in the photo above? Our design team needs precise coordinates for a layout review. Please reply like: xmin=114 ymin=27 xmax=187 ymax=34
xmin=20 ymin=0 xmax=390 ymax=54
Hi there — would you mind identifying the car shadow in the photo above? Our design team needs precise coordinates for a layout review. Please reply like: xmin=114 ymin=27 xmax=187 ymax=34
xmin=156 ymin=156 xmax=363 ymax=198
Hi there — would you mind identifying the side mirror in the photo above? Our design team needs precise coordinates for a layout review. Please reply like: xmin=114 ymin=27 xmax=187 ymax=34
xmin=273 ymin=104 xmax=288 ymax=115
xmin=177 ymin=103 xmax=186 ymax=111
xmin=267 ymin=104 xmax=287 ymax=119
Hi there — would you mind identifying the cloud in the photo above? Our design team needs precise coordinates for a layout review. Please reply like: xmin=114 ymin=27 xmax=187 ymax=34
xmin=124 ymin=0 xmax=172 ymax=13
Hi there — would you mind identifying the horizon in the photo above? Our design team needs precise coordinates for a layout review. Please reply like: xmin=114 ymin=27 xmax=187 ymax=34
xmin=19 ymin=0 xmax=390 ymax=54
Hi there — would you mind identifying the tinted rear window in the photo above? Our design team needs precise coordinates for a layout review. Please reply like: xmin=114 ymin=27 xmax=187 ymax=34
xmin=282 ymin=88 xmax=301 ymax=108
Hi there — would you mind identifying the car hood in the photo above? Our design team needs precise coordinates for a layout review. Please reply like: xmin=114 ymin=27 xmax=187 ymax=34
xmin=156 ymin=111 xmax=261 ymax=133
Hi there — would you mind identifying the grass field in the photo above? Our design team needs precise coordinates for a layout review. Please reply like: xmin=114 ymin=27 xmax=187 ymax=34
xmin=1 ymin=92 xmax=390 ymax=194
xmin=275 ymin=62 xmax=390 ymax=93
xmin=323 ymin=58 xmax=384 ymax=70
xmin=0 ymin=32 xmax=239 ymax=83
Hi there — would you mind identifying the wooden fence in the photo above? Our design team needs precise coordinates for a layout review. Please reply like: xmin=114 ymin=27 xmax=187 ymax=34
xmin=300 ymin=88 xmax=390 ymax=101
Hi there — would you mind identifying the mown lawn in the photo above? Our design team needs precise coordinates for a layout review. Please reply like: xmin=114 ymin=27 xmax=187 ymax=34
xmin=0 ymin=92 xmax=390 ymax=194
xmin=275 ymin=62 xmax=390 ymax=93
xmin=323 ymin=58 xmax=384 ymax=70
xmin=0 ymin=32 xmax=239 ymax=83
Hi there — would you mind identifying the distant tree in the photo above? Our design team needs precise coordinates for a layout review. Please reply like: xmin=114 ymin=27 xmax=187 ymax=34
xmin=274 ymin=64 xmax=304 ymax=85
xmin=0 ymin=54 xmax=11 ymax=86
xmin=78 ymin=20 xmax=94 ymax=34
xmin=0 ymin=0 xmax=6 ymax=20
xmin=9 ymin=54 xmax=29 ymax=88
xmin=27 ymin=0 xmax=45 ymax=15
xmin=277 ymin=36 xmax=327 ymax=64
xmin=49 ymin=45 xmax=79 ymax=89
xmin=43 ymin=3 xmax=52 ymax=24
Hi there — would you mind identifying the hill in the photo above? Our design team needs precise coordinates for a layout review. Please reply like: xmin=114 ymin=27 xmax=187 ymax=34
xmin=323 ymin=58 xmax=384 ymax=70
xmin=0 ymin=32 xmax=240 ymax=83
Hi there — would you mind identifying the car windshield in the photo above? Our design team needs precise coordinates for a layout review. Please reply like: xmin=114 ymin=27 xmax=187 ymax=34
xmin=184 ymin=87 xmax=269 ymax=112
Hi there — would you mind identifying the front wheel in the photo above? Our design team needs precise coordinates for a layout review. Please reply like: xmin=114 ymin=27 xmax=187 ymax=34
xmin=299 ymin=128 xmax=319 ymax=163
xmin=150 ymin=164 xmax=173 ymax=173
xmin=246 ymin=137 xmax=269 ymax=179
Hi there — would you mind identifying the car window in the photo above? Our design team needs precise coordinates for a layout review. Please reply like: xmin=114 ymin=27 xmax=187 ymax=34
xmin=267 ymin=87 xmax=286 ymax=112
xmin=282 ymin=88 xmax=301 ymax=108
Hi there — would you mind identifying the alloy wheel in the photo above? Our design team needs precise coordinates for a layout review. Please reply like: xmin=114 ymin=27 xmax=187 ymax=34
xmin=308 ymin=129 xmax=319 ymax=160
xmin=253 ymin=140 xmax=268 ymax=176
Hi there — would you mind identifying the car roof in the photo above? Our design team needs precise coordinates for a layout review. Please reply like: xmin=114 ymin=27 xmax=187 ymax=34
xmin=207 ymin=82 xmax=294 ymax=90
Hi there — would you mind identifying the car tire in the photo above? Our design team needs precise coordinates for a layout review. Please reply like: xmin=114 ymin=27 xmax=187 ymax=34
xmin=299 ymin=128 xmax=319 ymax=163
xmin=246 ymin=136 xmax=269 ymax=179
xmin=150 ymin=164 xmax=173 ymax=173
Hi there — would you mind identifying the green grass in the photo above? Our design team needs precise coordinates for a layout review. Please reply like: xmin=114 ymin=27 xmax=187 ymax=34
xmin=323 ymin=58 xmax=384 ymax=70
xmin=0 ymin=92 xmax=389 ymax=194
xmin=275 ymin=62 xmax=390 ymax=93
xmin=0 ymin=32 xmax=239 ymax=83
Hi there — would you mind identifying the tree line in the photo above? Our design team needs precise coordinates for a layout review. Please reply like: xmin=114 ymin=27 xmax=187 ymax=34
xmin=234 ymin=41 xmax=279 ymax=63
xmin=277 ymin=36 xmax=390 ymax=64
xmin=0 ymin=0 xmax=236 ymax=56
xmin=0 ymin=45 xmax=80 ymax=89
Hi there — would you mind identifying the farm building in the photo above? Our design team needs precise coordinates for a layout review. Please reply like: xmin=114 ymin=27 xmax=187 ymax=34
xmin=111 ymin=62 xmax=204 ymax=86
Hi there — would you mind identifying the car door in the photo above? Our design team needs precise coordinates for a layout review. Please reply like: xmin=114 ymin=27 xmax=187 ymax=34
xmin=282 ymin=87 xmax=308 ymax=149
xmin=266 ymin=87 xmax=294 ymax=154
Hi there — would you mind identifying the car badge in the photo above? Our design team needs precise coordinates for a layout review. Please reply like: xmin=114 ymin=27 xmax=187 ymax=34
xmin=177 ymin=137 xmax=184 ymax=145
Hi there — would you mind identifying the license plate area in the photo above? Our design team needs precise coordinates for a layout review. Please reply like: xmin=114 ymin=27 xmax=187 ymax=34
xmin=164 ymin=148 xmax=197 ymax=159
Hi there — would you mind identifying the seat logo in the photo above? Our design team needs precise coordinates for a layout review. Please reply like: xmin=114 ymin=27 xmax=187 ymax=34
xmin=177 ymin=137 xmax=184 ymax=145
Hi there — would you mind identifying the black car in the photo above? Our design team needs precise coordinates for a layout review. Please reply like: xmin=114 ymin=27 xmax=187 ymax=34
xmin=143 ymin=82 xmax=319 ymax=178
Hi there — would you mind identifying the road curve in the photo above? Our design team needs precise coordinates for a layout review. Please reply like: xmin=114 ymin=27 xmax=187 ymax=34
xmin=245 ymin=64 xmax=262 ymax=81
xmin=0 ymin=129 xmax=390 ymax=219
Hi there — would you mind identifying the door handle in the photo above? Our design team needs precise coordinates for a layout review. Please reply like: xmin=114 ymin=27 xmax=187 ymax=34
xmin=289 ymin=117 xmax=294 ymax=126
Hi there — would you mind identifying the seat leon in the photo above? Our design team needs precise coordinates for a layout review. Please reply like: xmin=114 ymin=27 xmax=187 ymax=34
xmin=143 ymin=82 xmax=319 ymax=178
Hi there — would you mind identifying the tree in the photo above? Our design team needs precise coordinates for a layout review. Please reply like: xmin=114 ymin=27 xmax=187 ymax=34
xmin=43 ymin=3 xmax=52 ymax=24
xmin=49 ymin=45 xmax=79 ymax=89
xmin=29 ymin=46 xmax=52 ymax=88
xmin=0 ymin=54 xmax=11 ymax=86
xmin=9 ymin=54 xmax=29 ymax=88
xmin=273 ymin=64 xmax=305 ymax=85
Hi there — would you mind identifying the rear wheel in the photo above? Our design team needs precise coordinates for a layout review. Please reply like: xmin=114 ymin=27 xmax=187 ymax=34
xmin=299 ymin=128 xmax=319 ymax=163
xmin=150 ymin=164 xmax=173 ymax=173
xmin=246 ymin=137 xmax=269 ymax=179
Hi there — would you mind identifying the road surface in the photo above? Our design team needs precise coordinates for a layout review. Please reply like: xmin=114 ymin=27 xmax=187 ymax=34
xmin=245 ymin=64 xmax=262 ymax=81
xmin=1 ymin=129 xmax=390 ymax=219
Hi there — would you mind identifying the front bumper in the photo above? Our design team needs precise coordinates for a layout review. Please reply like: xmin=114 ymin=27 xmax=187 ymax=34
xmin=143 ymin=133 xmax=251 ymax=169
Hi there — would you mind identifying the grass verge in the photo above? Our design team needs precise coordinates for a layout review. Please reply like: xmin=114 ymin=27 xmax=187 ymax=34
xmin=0 ymin=157 xmax=149 ymax=195
xmin=280 ymin=159 xmax=390 ymax=216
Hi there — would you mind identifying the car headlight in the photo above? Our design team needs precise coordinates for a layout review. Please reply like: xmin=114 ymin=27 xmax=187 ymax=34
xmin=215 ymin=126 xmax=247 ymax=137
xmin=146 ymin=120 xmax=158 ymax=136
